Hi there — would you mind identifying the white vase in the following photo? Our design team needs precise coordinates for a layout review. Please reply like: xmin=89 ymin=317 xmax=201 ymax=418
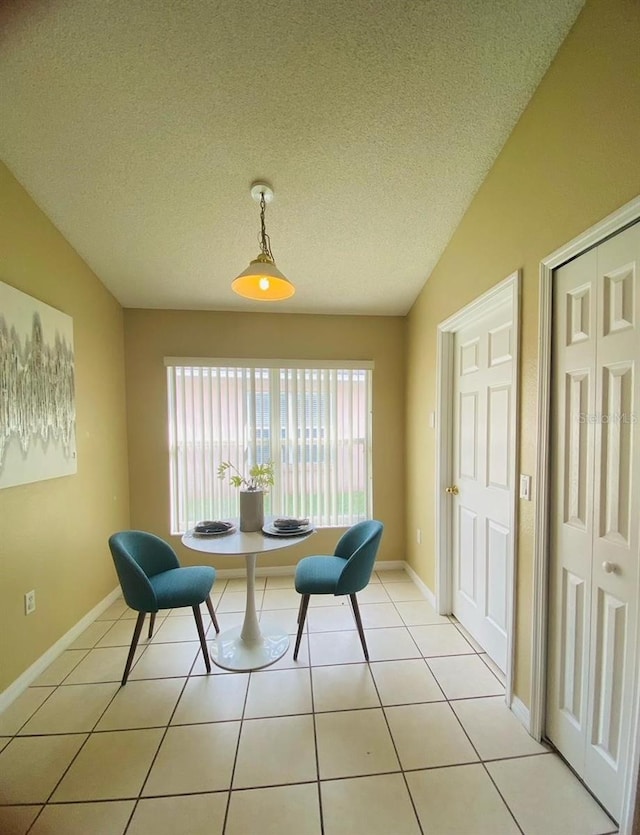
xmin=239 ymin=489 xmax=264 ymax=532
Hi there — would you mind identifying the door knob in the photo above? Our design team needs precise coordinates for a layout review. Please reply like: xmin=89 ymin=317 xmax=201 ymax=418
xmin=602 ymin=561 xmax=619 ymax=574
xmin=445 ymin=485 xmax=459 ymax=495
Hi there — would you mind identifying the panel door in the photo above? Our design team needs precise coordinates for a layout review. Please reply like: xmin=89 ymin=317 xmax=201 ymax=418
xmin=547 ymin=248 xmax=598 ymax=772
xmin=451 ymin=300 xmax=514 ymax=671
xmin=585 ymin=224 xmax=640 ymax=817
xmin=548 ymin=221 xmax=640 ymax=821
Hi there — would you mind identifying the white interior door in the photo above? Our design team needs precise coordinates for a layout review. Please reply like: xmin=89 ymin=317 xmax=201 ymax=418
xmin=451 ymin=300 xmax=514 ymax=671
xmin=547 ymin=222 xmax=640 ymax=821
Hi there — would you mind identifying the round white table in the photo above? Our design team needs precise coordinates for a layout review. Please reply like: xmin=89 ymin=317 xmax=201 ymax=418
xmin=181 ymin=524 xmax=314 ymax=671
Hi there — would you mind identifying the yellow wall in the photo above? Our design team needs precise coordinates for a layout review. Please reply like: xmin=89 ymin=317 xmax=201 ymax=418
xmin=123 ymin=309 xmax=405 ymax=569
xmin=0 ymin=163 xmax=130 ymax=692
xmin=406 ymin=0 xmax=640 ymax=706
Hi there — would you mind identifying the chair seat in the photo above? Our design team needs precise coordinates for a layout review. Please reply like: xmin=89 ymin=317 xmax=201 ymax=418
xmin=295 ymin=555 xmax=346 ymax=594
xmin=149 ymin=565 xmax=216 ymax=609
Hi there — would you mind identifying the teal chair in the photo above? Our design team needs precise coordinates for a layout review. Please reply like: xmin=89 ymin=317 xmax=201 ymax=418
xmin=108 ymin=530 xmax=220 ymax=685
xmin=293 ymin=520 xmax=384 ymax=661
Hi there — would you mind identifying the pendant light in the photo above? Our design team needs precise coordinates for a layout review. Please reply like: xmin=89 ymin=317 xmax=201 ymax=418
xmin=231 ymin=181 xmax=295 ymax=301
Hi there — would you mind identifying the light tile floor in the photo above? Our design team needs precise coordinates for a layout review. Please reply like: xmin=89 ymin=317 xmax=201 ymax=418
xmin=0 ymin=570 xmax=619 ymax=835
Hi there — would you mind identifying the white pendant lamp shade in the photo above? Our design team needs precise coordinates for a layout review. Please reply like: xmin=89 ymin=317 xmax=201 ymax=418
xmin=232 ymin=182 xmax=295 ymax=301
xmin=232 ymin=254 xmax=295 ymax=301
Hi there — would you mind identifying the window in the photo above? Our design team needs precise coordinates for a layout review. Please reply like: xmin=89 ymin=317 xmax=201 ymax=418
xmin=165 ymin=359 xmax=373 ymax=533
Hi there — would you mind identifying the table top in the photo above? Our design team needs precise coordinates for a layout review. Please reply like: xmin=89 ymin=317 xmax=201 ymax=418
xmin=181 ymin=521 xmax=315 ymax=556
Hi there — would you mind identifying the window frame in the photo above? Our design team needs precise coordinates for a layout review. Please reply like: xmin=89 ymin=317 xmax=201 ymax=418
xmin=165 ymin=357 xmax=374 ymax=533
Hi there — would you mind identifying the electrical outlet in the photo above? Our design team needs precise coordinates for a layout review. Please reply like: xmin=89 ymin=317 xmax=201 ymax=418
xmin=24 ymin=590 xmax=36 ymax=615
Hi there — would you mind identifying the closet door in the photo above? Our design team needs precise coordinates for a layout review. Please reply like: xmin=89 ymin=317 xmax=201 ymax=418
xmin=547 ymin=222 xmax=640 ymax=821
xmin=584 ymin=224 xmax=639 ymax=816
xmin=547 ymin=248 xmax=597 ymax=773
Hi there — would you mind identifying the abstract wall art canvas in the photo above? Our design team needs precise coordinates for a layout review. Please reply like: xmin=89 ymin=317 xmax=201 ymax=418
xmin=0 ymin=281 xmax=77 ymax=489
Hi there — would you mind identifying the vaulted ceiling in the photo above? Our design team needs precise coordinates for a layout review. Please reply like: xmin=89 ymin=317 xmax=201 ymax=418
xmin=0 ymin=0 xmax=585 ymax=315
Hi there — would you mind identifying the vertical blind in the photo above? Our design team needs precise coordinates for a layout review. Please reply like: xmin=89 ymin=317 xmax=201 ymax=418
xmin=165 ymin=359 xmax=373 ymax=533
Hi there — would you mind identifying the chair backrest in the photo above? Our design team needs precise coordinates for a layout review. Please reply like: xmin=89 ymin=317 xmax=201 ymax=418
xmin=108 ymin=530 xmax=180 ymax=613
xmin=335 ymin=520 xmax=384 ymax=595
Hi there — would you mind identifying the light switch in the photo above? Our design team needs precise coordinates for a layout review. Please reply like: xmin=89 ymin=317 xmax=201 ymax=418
xmin=519 ymin=474 xmax=531 ymax=501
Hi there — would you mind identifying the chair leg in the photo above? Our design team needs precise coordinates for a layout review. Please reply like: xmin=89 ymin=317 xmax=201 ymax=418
xmin=193 ymin=605 xmax=211 ymax=673
xmin=147 ymin=612 xmax=156 ymax=640
xmin=350 ymin=594 xmax=369 ymax=661
xmin=293 ymin=594 xmax=310 ymax=660
xmin=122 ymin=611 xmax=146 ymax=686
xmin=205 ymin=595 xmax=220 ymax=634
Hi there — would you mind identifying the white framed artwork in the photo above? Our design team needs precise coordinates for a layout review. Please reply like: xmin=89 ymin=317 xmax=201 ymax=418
xmin=0 ymin=281 xmax=77 ymax=489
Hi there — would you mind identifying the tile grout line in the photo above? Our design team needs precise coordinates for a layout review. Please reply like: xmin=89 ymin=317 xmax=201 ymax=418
xmin=379 ymin=586 xmax=499 ymax=834
xmin=307 ymin=652 xmax=326 ymax=835
xmin=448 ymin=618 xmax=507 ymax=687
xmin=21 ymin=609 xmax=144 ymax=833
xmin=443 ymin=675 xmax=526 ymax=835
xmin=366 ymin=582 xmax=453 ymax=833
xmin=220 ymin=654 xmax=252 ymax=835
xmin=538 ymin=736 xmax=620 ymax=832
xmin=122 ymin=634 xmax=201 ymax=835
xmin=3 ymin=572 xmax=619 ymax=834
xmin=403 ymin=602 xmax=527 ymax=835
xmin=23 ymin=636 xmax=144 ymax=833
xmin=366 ymin=651 xmax=427 ymax=835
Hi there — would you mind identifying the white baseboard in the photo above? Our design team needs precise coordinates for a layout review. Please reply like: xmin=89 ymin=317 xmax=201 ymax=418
xmin=510 ymin=694 xmax=531 ymax=734
xmin=374 ymin=559 xmax=407 ymax=573
xmin=0 ymin=586 xmax=122 ymax=713
xmin=402 ymin=562 xmax=436 ymax=608
xmin=216 ymin=564 xmax=296 ymax=579
xmin=217 ymin=559 xmax=408 ymax=581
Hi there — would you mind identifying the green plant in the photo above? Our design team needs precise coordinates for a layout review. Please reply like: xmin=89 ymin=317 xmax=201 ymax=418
xmin=217 ymin=460 xmax=275 ymax=491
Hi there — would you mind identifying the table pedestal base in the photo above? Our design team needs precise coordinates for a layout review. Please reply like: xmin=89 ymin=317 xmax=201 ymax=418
xmin=210 ymin=625 xmax=290 ymax=671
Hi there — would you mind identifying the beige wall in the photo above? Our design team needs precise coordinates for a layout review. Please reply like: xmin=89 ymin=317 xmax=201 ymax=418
xmin=123 ymin=309 xmax=405 ymax=570
xmin=2 ymin=0 xmax=637 ymax=721
xmin=406 ymin=0 xmax=640 ymax=706
xmin=0 ymin=163 xmax=130 ymax=692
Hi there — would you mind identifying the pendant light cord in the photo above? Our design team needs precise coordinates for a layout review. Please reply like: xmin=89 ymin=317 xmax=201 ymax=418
xmin=258 ymin=192 xmax=274 ymax=260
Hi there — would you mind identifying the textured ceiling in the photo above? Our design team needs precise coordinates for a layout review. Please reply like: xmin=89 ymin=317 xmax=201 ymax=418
xmin=0 ymin=0 xmax=585 ymax=315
